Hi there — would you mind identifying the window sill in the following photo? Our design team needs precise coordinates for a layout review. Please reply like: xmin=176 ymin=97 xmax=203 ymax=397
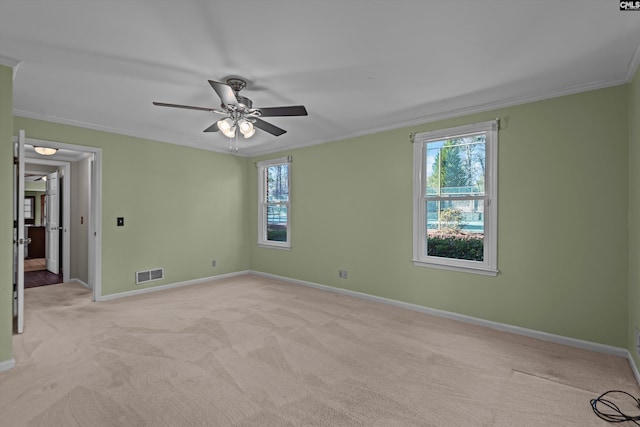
xmin=257 ymin=243 xmax=291 ymax=251
xmin=412 ymin=259 xmax=498 ymax=276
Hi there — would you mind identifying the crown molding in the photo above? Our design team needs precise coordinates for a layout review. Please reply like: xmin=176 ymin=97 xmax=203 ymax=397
xmin=243 ymin=78 xmax=628 ymax=157
xmin=0 ymin=55 xmax=22 ymax=81
xmin=13 ymin=109 xmax=233 ymax=156
xmin=626 ymin=42 xmax=640 ymax=82
xmin=14 ymin=76 xmax=630 ymax=159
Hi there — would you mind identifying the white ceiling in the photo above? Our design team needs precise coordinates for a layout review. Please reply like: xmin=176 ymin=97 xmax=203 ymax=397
xmin=1 ymin=1 xmax=639 ymax=157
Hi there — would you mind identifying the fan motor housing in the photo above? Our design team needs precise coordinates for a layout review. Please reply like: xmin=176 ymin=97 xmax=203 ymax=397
xmin=236 ymin=95 xmax=252 ymax=110
xmin=226 ymin=78 xmax=247 ymax=92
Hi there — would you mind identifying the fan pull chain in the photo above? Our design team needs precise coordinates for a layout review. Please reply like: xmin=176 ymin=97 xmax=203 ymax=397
xmin=228 ymin=132 xmax=239 ymax=153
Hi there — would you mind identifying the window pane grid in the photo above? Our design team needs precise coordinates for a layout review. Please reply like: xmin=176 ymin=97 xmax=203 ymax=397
xmin=425 ymin=135 xmax=486 ymax=198
xmin=266 ymin=164 xmax=289 ymax=203
xmin=265 ymin=202 xmax=288 ymax=242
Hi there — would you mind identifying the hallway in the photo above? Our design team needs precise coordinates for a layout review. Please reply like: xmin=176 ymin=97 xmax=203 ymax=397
xmin=24 ymin=258 xmax=62 ymax=288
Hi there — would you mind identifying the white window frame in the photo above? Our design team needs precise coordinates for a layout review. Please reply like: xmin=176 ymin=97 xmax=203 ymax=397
xmin=412 ymin=120 xmax=498 ymax=276
xmin=24 ymin=196 xmax=34 ymax=220
xmin=257 ymin=156 xmax=291 ymax=249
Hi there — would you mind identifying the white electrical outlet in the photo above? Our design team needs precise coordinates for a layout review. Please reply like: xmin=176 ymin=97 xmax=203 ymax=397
xmin=339 ymin=270 xmax=348 ymax=279
xmin=211 ymin=260 xmax=217 ymax=267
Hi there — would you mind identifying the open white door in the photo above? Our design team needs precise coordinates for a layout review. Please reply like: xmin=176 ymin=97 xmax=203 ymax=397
xmin=45 ymin=171 xmax=59 ymax=274
xmin=14 ymin=130 xmax=26 ymax=334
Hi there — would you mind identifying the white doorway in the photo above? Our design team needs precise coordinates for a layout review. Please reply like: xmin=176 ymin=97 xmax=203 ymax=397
xmin=14 ymin=135 xmax=102 ymax=317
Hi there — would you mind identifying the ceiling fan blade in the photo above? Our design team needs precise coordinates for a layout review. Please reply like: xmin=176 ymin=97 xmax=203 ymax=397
xmin=203 ymin=123 xmax=219 ymax=133
xmin=208 ymin=80 xmax=237 ymax=108
xmin=253 ymin=118 xmax=287 ymax=136
xmin=258 ymin=105 xmax=308 ymax=117
xmin=153 ymin=102 xmax=215 ymax=112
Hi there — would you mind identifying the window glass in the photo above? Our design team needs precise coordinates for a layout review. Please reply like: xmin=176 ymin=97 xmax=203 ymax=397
xmin=258 ymin=158 xmax=291 ymax=248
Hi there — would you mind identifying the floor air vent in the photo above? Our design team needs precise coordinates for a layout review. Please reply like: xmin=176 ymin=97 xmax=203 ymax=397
xmin=136 ymin=268 xmax=164 ymax=284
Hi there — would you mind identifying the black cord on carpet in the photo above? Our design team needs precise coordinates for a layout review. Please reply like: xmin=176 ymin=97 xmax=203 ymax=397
xmin=591 ymin=390 xmax=640 ymax=424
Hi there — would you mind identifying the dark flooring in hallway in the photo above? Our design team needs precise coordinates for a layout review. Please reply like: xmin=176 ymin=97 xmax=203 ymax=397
xmin=24 ymin=269 xmax=63 ymax=288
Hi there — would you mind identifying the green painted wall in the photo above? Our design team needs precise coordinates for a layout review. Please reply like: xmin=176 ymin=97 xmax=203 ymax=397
xmin=0 ymin=65 xmax=14 ymax=364
xmin=629 ymin=66 xmax=640 ymax=367
xmin=25 ymin=181 xmax=45 ymax=191
xmin=1 ymin=78 xmax=635 ymax=367
xmin=249 ymin=85 xmax=629 ymax=348
xmin=12 ymin=117 xmax=251 ymax=296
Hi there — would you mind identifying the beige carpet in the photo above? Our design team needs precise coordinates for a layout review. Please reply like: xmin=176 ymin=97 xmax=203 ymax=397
xmin=1 ymin=275 xmax=638 ymax=426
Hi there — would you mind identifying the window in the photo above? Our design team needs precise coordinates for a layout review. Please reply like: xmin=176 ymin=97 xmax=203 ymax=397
xmin=24 ymin=196 xmax=35 ymax=220
xmin=413 ymin=120 xmax=498 ymax=275
xmin=257 ymin=157 xmax=291 ymax=249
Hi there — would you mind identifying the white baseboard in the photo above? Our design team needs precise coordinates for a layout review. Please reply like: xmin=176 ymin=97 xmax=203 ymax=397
xmin=86 ymin=268 xmax=634 ymax=370
xmin=250 ymin=270 xmax=628 ymax=359
xmin=71 ymin=278 xmax=91 ymax=289
xmin=0 ymin=358 xmax=15 ymax=372
xmin=96 ymin=270 xmax=250 ymax=302
xmin=628 ymin=352 xmax=640 ymax=386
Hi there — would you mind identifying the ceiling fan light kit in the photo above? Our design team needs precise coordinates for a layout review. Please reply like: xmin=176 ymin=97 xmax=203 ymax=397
xmin=217 ymin=117 xmax=236 ymax=137
xmin=237 ymin=119 xmax=255 ymax=138
xmin=153 ymin=77 xmax=308 ymax=151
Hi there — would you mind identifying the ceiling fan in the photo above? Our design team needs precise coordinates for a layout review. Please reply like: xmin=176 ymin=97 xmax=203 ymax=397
xmin=153 ymin=78 xmax=308 ymax=140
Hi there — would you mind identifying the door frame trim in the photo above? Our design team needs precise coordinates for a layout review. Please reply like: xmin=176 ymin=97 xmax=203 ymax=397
xmin=21 ymin=137 xmax=102 ymax=301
